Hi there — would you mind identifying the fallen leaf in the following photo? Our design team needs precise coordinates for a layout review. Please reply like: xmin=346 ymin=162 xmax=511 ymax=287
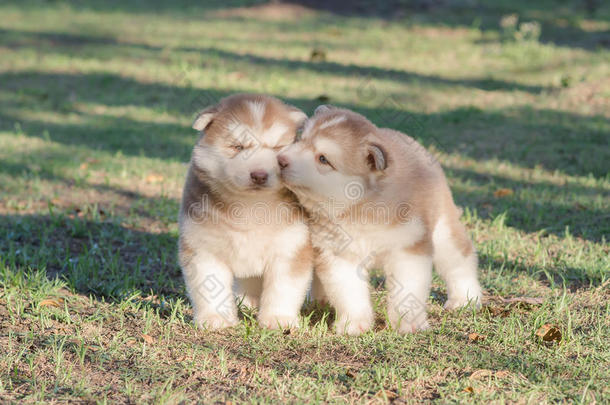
xmin=237 ymin=365 xmax=248 ymax=378
xmin=375 ymin=389 xmax=398 ymax=400
xmin=345 ymin=369 xmax=357 ymax=378
xmin=501 ymin=297 xmax=543 ymax=305
xmin=468 ymin=332 xmax=487 ymax=342
xmin=146 ymin=174 xmax=164 ymax=183
xmin=228 ymin=71 xmax=245 ymax=80
xmin=327 ymin=27 xmax=342 ymax=37
xmin=573 ymin=202 xmax=587 ymax=211
xmin=310 ymin=48 xmax=327 ymax=62
xmin=141 ymin=334 xmax=155 ymax=344
xmin=536 ymin=324 xmax=561 ymax=344
xmin=483 ymin=305 xmax=511 ymax=318
xmin=125 ymin=338 xmax=137 ymax=347
xmin=463 ymin=386 xmax=474 ymax=393
xmin=493 ymin=188 xmax=514 ymax=198
xmin=470 ymin=369 xmax=512 ymax=380
xmin=40 ymin=298 xmax=64 ymax=308
xmin=469 ymin=369 xmax=492 ymax=380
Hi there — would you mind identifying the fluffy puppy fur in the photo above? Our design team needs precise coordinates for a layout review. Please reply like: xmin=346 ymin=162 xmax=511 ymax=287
xmin=179 ymin=94 xmax=312 ymax=330
xmin=277 ymin=105 xmax=482 ymax=335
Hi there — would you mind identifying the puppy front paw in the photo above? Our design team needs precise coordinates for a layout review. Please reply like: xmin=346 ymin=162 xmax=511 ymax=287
xmin=444 ymin=292 xmax=482 ymax=310
xmin=194 ymin=313 xmax=238 ymax=330
xmin=445 ymin=283 xmax=482 ymax=310
xmin=335 ymin=314 xmax=373 ymax=336
xmin=391 ymin=316 xmax=430 ymax=334
xmin=258 ymin=313 xmax=300 ymax=329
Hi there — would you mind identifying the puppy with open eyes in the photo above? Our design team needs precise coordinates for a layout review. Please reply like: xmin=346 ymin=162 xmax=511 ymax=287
xmin=178 ymin=94 xmax=312 ymax=330
xmin=277 ymin=105 xmax=482 ymax=335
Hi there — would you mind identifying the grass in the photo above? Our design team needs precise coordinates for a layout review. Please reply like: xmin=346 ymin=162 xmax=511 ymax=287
xmin=0 ymin=0 xmax=609 ymax=402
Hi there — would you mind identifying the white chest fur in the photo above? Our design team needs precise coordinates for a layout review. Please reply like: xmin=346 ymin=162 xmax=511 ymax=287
xmin=182 ymin=217 xmax=308 ymax=278
xmin=314 ymin=216 xmax=426 ymax=266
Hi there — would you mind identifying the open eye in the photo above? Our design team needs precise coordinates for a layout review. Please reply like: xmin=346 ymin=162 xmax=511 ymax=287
xmin=231 ymin=144 xmax=244 ymax=152
xmin=318 ymin=155 xmax=330 ymax=165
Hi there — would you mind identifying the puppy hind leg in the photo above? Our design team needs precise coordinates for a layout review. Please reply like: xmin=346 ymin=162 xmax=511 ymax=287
xmin=432 ymin=217 xmax=482 ymax=309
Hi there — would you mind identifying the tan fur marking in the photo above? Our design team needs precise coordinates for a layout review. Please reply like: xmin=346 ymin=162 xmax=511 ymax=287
xmin=291 ymin=239 xmax=313 ymax=276
xmin=404 ymin=238 xmax=432 ymax=256
xmin=449 ymin=216 xmax=474 ymax=256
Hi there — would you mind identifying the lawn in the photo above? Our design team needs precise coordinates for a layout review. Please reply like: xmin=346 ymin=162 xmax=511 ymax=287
xmin=0 ymin=0 xmax=609 ymax=403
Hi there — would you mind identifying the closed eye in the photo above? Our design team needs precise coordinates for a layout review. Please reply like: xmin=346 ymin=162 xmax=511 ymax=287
xmin=295 ymin=126 xmax=304 ymax=141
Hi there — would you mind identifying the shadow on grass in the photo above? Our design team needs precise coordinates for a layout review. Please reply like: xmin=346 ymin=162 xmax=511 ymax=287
xmin=0 ymin=0 xmax=267 ymax=15
xmin=288 ymin=0 xmax=610 ymax=51
xmin=478 ymin=251 xmax=606 ymax=290
xmin=448 ymin=167 xmax=609 ymax=242
xmin=1 ymin=70 xmax=607 ymax=241
xmin=1 ymin=214 xmax=181 ymax=300
xmin=0 ymin=29 xmax=550 ymax=94
xmin=0 ymin=193 xmax=604 ymax=314
xmin=1 ymin=70 xmax=607 ymax=173
xmin=2 ymin=0 xmax=609 ymax=52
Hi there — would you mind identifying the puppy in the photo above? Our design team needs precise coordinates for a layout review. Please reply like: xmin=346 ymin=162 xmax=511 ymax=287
xmin=178 ymin=94 xmax=312 ymax=330
xmin=277 ymin=105 xmax=482 ymax=335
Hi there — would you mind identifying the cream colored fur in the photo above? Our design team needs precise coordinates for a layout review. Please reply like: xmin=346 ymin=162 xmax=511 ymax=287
xmin=278 ymin=105 xmax=482 ymax=335
xmin=179 ymin=94 xmax=313 ymax=330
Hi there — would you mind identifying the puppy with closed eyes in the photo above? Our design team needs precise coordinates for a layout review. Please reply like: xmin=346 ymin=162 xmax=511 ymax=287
xmin=277 ymin=105 xmax=482 ymax=335
xmin=178 ymin=94 xmax=312 ymax=330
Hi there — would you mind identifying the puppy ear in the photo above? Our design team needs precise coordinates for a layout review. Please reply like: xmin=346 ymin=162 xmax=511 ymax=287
xmin=314 ymin=104 xmax=333 ymax=115
xmin=366 ymin=143 xmax=387 ymax=171
xmin=192 ymin=105 xmax=218 ymax=131
xmin=286 ymin=106 xmax=307 ymax=126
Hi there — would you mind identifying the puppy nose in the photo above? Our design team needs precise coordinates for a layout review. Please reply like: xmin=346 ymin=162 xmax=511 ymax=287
xmin=277 ymin=154 xmax=289 ymax=169
xmin=250 ymin=170 xmax=268 ymax=185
